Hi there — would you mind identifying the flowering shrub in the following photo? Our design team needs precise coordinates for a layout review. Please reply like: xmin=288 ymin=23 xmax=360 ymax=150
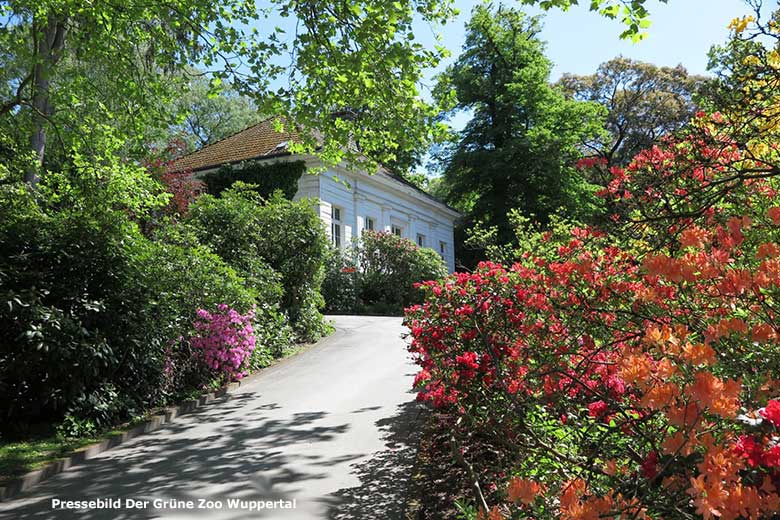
xmin=358 ymin=230 xmax=447 ymax=313
xmin=405 ymin=15 xmax=780 ymax=519
xmin=145 ymin=139 xmax=205 ymax=216
xmin=321 ymin=247 xmax=359 ymax=313
xmin=192 ymin=304 xmax=257 ymax=382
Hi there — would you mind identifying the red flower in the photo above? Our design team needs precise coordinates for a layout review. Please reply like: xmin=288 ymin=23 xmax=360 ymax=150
xmin=734 ymin=435 xmax=764 ymax=467
xmin=763 ymin=446 xmax=780 ymax=467
xmin=768 ymin=206 xmax=780 ymax=225
xmin=588 ymin=400 xmax=608 ymax=418
xmin=760 ymin=400 xmax=780 ymax=427
xmin=640 ymin=451 xmax=658 ymax=479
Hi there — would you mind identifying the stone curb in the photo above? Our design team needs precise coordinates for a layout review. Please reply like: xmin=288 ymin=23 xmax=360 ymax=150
xmin=0 ymin=336 xmax=327 ymax=503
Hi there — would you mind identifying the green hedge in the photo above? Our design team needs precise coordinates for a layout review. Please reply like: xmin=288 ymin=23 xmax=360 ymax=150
xmin=186 ymin=185 xmax=329 ymax=342
xmin=0 ymin=186 xmax=256 ymax=436
xmin=200 ymin=160 xmax=305 ymax=199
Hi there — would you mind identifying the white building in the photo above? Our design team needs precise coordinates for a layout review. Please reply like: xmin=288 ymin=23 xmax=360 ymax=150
xmin=170 ymin=119 xmax=460 ymax=272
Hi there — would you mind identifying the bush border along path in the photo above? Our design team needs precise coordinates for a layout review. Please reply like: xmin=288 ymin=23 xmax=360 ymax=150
xmin=0 ymin=340 xmax=320 ymax=501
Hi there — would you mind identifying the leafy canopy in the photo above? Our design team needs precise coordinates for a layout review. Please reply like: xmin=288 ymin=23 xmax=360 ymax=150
xmin=558 ymin=57 xmax=706 ymax=168
xmin=434 ymin=3 xmax=606 ymax=255
xmin=520 ymin=0 xmax=669 ymax=41
xmin=0 ymin=0 xmax=458 ymax=191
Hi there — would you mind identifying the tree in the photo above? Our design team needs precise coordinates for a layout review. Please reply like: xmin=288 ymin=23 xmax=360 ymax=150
xmin=0 ymin=0 xmax=458 ymax=187
xmin=435 ymin=3 xmax=605 ymax=262
xmin=558 ymin=57 xmax=706 ymax=168
xmin=169 ymin=72 xmax=265 ymax=153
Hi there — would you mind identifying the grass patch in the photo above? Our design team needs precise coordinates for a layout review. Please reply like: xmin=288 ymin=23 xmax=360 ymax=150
xmin=0 ymin=435 xmax=101 ymax=485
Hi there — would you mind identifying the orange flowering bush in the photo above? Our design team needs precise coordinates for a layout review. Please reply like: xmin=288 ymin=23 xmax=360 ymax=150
xmin=405 ymin=11 xmax=780 ymax=519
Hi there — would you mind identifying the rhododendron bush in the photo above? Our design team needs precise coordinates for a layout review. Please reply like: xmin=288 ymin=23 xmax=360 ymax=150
xmin=192 ymin=305 xmax=257 ymax=382
xmin=405 ymin=13 xmax=780 ymax=520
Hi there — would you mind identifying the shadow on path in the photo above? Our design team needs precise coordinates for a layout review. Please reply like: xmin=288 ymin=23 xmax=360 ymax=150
xmin=1 ymin=393 xmax=350 ymax=520
xmin=324 ymin=400 xmax=422 ymax=520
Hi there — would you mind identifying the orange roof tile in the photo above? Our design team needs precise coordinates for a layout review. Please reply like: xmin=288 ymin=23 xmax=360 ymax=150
xmin=168 ymin=117 xmax=298 ymax=172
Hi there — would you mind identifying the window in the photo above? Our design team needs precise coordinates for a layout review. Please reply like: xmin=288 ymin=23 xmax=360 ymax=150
xmin=439 ymin=241 xmax=446 ymax=255
xmin=391 ymin=224 xmax=403 ymax=237
xmin=365 ymin=217 xmax=375 ymax=233
xmin=331 ymin=206 xmax=342 ymax=247
xmin=416 ymin=233 xmax=425 ymax=247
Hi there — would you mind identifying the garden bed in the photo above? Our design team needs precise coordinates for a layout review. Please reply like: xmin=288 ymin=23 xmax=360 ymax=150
xmin=406 ymin=411 xmax=475 ymax=520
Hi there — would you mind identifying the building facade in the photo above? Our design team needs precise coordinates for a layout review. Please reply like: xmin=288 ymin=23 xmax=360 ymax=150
xmin=169 ymin=120 xmax=459 ymax=272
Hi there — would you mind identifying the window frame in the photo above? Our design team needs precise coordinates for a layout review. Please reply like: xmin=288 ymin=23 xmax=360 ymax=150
xmin=391 ymin=224 xmax=403 ymax=237
xmin=331 ymin=206 xmax=343 ymax=248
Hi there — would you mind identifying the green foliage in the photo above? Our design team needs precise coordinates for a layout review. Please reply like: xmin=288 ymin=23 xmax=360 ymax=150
xmin=558 ymin=57 xmax=706 ymax=167
xmin=187 ymin=186 xmax=328 ymax=342
xmin=0 ymin=175 xmax=259 ymax=436
xmin=201 ymin=160 xmax=305 ymax=200
xmin=321 ymin=247 xmax=360 ymax=314
xmin=357 ymin=231 xmax=448 ymax=314
xmin=435 ymin=4 xmax=606 ymax=265
xmin=1 ymin=0 xmax=458 ymax=181
xmin=168 ymin=71 xmax=265 ymax=153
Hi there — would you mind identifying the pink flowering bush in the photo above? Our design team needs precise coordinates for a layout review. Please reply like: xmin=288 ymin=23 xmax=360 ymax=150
xmin=192 ymin=304 xmax=257 ymax=382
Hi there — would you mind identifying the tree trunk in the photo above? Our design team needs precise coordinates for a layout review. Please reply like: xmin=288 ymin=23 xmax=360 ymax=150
xmin=25 ymin=14 xmax=67 ymax=185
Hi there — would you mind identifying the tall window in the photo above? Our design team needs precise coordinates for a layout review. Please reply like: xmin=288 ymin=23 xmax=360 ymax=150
xmin=331 ymin=207 xmax=342 ymax=247
xmin=365 ymin=217 xmax=375 ymax=233
xmin=416 ymin=233 xmax=425 ymax=247
xmin=391 ymin=224 xmax=402 ymax=237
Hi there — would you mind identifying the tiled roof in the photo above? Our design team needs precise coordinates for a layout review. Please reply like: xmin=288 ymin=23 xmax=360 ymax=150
xmin=168 ymin=117 xmax=297 ymax=173
xmin=167 ymin=118 xmax=460 ymax=215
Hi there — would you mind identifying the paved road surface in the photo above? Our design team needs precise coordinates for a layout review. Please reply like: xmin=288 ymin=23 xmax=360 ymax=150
xmin=0 ymin=316 xmax=421 ymax=520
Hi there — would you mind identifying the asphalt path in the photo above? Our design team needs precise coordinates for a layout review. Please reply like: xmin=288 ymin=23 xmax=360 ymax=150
xmin=0 ymin=315 xmax=421 ymax=520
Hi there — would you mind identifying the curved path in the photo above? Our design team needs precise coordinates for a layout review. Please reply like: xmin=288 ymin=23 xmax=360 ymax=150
xmin=0 ymin=316 xmax=421 ymax=520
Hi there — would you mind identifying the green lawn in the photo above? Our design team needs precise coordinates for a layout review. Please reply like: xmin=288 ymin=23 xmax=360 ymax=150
xmin=0 ymin=435 xmax=103 ymax=485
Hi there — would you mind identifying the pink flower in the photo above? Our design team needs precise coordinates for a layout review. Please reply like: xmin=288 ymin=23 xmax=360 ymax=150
xmin=191 ymin=304 xmax=257 ymax=382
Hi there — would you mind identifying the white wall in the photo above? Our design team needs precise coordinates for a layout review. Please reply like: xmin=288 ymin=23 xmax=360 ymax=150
xmin=197 ymin=156 xmax=460 ymax=272
xmin=312 ymin=164 xmax=458 ymax=273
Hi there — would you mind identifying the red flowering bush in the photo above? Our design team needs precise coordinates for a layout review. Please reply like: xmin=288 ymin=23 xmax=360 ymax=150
xmin=405 ymin=17 xmax=780 ymax=519
xmin=145 ymin=139 xmax=204 ymax=216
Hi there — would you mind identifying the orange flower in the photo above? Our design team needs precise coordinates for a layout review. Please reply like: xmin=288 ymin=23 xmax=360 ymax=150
xmin=680 ymin=225 xmax=711 ymax=249
xmin=666 ymin=402 xmax=701 ymax=428
xmin=751 ymin=323 xmax=776 ymax=343
xmin=682 ymin=343 xmax=716 ymax=366
xmin=477 ymin=506 xmax=505 ymax=520
xmin=507 ymin=477 xmax=543 ymax=505
xmin=640 ymin=383 xmax=677 ymax=410
xmin=661 ymin=430 xmax=695 ymax=457
xmin=757 ymin=242 xmax=780 ymax=259
xmin=603 ymin=459 xmax=619 ymax=476
xmin=619 ymin=354 xmax=652 ymax=387
xmin=560 ymin=479 xmax=587 ymax=511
